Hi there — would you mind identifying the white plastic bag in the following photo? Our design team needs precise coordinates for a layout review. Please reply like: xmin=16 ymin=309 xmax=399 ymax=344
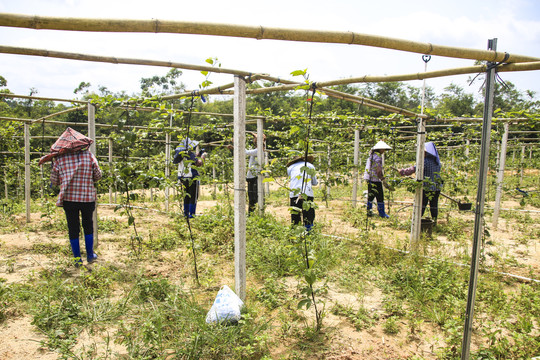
xmin=205 ymin=285 xmax=244 ymax=324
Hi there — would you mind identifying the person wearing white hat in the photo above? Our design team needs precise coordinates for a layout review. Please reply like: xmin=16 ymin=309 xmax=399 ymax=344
xmin=397 ymin=142 xmax=443 ymax=224
xmin=363 ymin=140 xmax=392 ymax=218
xmin=173 ymin=138 xmax=207 ymax=218
xmin=287 ymin=154 xmax=318 ymax=232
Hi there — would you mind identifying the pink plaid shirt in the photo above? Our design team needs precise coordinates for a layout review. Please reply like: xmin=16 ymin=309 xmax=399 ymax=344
xmin=50 ymin=150 xmax=102 ymax=206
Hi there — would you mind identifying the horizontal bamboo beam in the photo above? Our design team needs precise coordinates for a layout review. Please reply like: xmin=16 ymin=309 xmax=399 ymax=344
xmin=32 ymin=105 xmax=87 ymax=123
xmin=240 ymin=62 xmax=540 ymax=94
xmin=0 ymin=13 xmax=538 ymax=63
xmin=0 ymin=45 xmax=262 ymax=78
xmin=0 ymin=92 xmax=88 ymax=104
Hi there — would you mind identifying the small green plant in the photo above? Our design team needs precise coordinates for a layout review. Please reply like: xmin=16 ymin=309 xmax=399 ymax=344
xmin=383 ymin=316 xmax=400 ymax=334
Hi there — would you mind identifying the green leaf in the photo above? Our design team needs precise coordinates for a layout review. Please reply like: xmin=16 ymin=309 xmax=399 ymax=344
xmin=200 ymin=71 xmax=209 ymax=76
xmin=304 ymin=271 xmax=316 ymax=285
xmin=298 ymin=299 xmax=311 ymax=310
xmin=262 ymin=177 xmax=275 ymax=183
xmin=290 ymin=69 xmax=307 ymax=77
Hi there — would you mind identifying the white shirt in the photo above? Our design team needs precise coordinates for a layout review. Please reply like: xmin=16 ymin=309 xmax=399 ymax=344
xmin=287 ymin=161 xmax=318 ymax=198
xmin=245 ymin=148 xmax=259 ymax=179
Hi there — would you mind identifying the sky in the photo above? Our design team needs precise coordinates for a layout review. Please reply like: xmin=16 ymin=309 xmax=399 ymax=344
xmin=0 ymin=0 xmax=539 ymax=103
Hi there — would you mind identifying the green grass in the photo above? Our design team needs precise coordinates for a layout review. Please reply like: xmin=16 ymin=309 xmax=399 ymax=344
xmin=1 ymin=181 xmax=539 ymax=359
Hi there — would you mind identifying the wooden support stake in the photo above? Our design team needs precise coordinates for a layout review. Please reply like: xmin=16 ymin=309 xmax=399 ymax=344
xmin=326 ymin=144 xmax=331 ymax=201
xmin=24 ymin=123 xmax=30 ymax=223
xmin=88 ymin=103 xmax=98 ymax=247
xmin=520 ymin=145 xmax=525 ymax=185
xmin=234 ymin=76 xmax=247 ymax=301
xmin=257 ymin=117 xmax=265 ymax=215
xmin=4 ymin=167 xmax=8 ymax=199
xmin=108 ymin=138 xmax=113 ymax=203
xmin=352 ymin=129 xmax=360 ymax=207
xmin=264 ymin=153 xmax=270 ymax=195
xmin=492 ymin=122 xmax=508 ymax=229
xmin=410 ymin=117 xmax=425 ymax=248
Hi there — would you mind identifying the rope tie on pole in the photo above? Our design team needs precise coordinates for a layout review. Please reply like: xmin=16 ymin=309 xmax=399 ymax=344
xmin=469 ymin=52 xmax=510 ymax=88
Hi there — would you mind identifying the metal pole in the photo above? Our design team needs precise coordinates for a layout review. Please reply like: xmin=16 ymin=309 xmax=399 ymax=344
xmin=233 ymin=75 xmax=247 ymax=301
xmin=88 ymin=103 xmax=98 ymax=247
xmin=461 ymin=38 xmax=498 ymax=360
xmin=492 ymin=122 xmax=509 ymax=229
xmin=352 ymin=129 xmax=360 ymax=207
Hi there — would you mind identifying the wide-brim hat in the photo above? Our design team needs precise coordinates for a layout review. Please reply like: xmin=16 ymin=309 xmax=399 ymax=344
xmin=371 ymin=140 xmax=392 ymax=151
xmin=38 ymin=127 xmax=93 ymax=165
xmin=286 ymin=155 xmax=314 ymax=167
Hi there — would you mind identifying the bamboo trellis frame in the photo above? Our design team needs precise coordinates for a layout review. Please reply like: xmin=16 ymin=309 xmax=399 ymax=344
xmin=1 ymin=13 xmax=539 ymax=63
xmin=3 ymin=45 xmax=540 ymax=119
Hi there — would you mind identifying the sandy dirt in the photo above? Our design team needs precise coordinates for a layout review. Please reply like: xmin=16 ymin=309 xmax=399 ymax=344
xmin=0 ymin=184 xmax=538 ymax=359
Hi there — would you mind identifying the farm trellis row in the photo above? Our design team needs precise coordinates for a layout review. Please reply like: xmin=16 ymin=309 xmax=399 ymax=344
xmin=2 ymin=101 xmax=538 ymax=231
xmin=1 ymin=93 xmax=540 ymax=358
xmin=1 ymin=13 xmax=540 ymax=358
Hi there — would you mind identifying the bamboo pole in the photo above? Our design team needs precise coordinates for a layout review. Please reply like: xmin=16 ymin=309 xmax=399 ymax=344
xmin=0 ymin=92 xmax=89 ymax=104
xmin=0 ymin=45 xmax=262 ymax=78
xmin=0 ymin=13 xmax=538 ymax=63
xmin=492 ymin=122 xmax=509 ymax=229
xmin=32 ymin=105 xmax=87 ymax=124
xmin=233 ymin=75 xmax=247 ymax=301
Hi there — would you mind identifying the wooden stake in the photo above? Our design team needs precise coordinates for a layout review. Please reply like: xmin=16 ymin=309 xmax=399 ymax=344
xmin=234 ymin=76 xmax=247 ymax=301
xmin=24 ymin=123 xmax=30 ymax=223
xmin=256 ymin=117 xmax=265 ymax=215
xmin=88 ymin=103 xmax=98 ymax=248
xmin=492 ymin=122 xmax=508 ymax=229
xmin=352 ymin=129 xmax=360 ymax=208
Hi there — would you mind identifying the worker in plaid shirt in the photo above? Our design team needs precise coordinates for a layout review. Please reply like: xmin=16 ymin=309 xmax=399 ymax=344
xmin=44 ymin=128 xmax=102 ymax=267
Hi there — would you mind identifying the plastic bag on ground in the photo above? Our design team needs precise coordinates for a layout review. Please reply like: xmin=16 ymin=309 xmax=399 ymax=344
xmin=205 ymin=285 xmax=244 ymax=324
